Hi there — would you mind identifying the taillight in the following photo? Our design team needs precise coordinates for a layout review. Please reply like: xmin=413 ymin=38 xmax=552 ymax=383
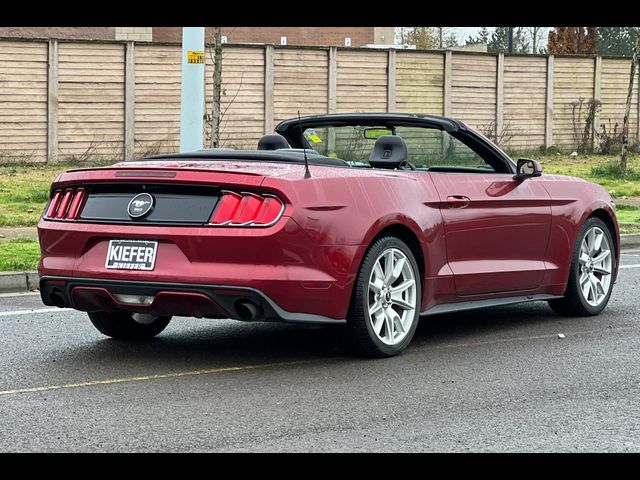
xmin=45 ymin=190 xmax=62 ymax=218
xmin=209 ymin=191 xmax=285 ymax=227
xmin=44 ymin=187 xmax=87 ymax=221
xmin=66 ymin=188 xmax=86 ymax=219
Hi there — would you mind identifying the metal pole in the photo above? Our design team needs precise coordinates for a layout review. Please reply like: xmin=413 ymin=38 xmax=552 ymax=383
xmin=508 ymin=27 xmax=513 ymax=54
xmin=180 ymin=27 xmax=205 ymax=152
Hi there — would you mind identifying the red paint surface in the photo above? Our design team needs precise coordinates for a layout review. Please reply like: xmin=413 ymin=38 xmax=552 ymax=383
xmin=38 ymin=160 xmax=620 ymax=320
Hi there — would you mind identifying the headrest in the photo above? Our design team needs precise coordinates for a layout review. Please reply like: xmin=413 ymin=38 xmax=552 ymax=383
xmin=258 ymin=134 xmax=290 ymax=150
xmin=368 ymin=135 xmax=408 ymax=169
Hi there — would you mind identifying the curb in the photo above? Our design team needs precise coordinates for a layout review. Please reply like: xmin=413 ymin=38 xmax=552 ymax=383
xmin=0 ymin=271 xmax=39 ymax=294
xmin=621 ymin=233 xmax=640 ymax=250
xmin=0 ymin=235 xmax=639 ymax=294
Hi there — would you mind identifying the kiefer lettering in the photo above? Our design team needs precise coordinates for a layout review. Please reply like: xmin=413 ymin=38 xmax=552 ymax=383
xmin=106 ymin=240 xmax=157 ymax=271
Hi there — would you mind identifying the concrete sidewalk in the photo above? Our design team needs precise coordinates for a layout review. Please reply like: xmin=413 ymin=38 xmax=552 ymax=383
xmin=0 ymin=227 xmax=38 ymax=242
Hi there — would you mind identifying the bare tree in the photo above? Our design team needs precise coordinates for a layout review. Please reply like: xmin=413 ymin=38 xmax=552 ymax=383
xmin=396 ymin=27 xmax=439 ymax=49
xmin=209 ymin=27 xmax=222 ymax=148
xmin=524 ymin=27 xmax=549 ymax=54
xmin=621 ymin=29 xmax=640 ymax=174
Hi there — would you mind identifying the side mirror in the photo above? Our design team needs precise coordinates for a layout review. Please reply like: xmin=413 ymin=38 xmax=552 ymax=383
xmin=514 ymin=158 xmax=542 ymax=181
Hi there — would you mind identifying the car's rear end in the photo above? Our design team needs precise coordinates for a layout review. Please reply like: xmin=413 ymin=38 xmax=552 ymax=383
xmin=37 ymin=160 xmax=356 ymax=324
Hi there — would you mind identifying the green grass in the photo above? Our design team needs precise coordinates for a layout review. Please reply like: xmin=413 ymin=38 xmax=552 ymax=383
xmin=0 ymin=160 xmax=113 ymax=227
xmin=615 ymin=204 xmax=640 ymax=234
xmin=0 ymin=238 xmax=40 ymax=271
xmin=537 ymin=153 xmax=640 ymax=198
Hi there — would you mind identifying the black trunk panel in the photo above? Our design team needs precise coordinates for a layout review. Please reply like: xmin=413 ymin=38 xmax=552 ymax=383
xmin=80 ymin=184 xmax=219 ymax=225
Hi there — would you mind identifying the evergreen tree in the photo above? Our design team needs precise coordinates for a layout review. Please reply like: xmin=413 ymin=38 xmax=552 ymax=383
xmin=597 ymin=27 xmax=637 ymax=57
xmin=487 ymin=27 xmax=529 ymax=53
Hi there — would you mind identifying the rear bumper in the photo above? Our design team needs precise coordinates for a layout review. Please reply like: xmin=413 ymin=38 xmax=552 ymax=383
xmin=39 ymin=276 xmax=345 ymax=324
xmin=38 ymin=217 xmax=363 ymax=320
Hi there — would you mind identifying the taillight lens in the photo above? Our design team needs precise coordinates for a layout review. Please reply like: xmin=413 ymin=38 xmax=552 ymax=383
xmin=44 ymin=187 xmax=87 ymax=221
xmin=209 ymin=191 xmax=285 ymax=227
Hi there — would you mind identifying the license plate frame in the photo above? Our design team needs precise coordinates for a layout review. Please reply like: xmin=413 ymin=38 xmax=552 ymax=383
xmin=105 ymin=239 xmax=158 ymax=271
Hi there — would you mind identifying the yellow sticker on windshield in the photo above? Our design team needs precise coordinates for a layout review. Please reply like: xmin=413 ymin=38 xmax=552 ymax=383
xmin=308 ymin=134 xmax=322 ymax=143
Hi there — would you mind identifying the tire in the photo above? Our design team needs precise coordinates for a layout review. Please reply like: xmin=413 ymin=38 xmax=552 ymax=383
xmin=347 ymin=236 xmax=422 ymax=357
xmin=548 ymin=217 xmax=616 ymax=317
xmin=88 ymin=311 xmax=172 ymax=340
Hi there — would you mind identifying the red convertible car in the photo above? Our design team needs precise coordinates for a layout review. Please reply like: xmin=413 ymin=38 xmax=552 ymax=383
xmin=38 ymin=113 xmax=620 ymax=357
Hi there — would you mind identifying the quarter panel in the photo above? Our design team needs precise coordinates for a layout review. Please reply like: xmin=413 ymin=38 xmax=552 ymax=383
xmin=263 ymin=170 xmax=449 ymax=311
xmin=540 ymin=175 xmax=620 ymax=289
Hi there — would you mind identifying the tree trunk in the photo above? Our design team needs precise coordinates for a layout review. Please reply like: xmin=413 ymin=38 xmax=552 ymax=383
xmin=210 ymin=27 xmax=222 ymax=148
xmin=621 ymin=31 xmax=639 ymax=174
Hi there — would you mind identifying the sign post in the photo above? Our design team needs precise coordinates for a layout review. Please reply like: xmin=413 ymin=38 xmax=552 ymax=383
xmin=180 ymin=27 xmax=205 ymax=152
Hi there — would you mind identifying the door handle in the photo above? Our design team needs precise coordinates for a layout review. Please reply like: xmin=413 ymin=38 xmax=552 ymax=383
xmin=446 ymin=195 xmax=471 ymax=209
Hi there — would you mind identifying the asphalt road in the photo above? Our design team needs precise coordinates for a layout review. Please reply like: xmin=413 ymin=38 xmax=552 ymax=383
xmin=1 ymin=253 xmax=640 ymax=452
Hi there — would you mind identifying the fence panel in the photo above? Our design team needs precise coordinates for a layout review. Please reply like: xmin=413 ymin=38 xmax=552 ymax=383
xmin=553 ymin=57 xmax=595 ymax=149
xmin=0 ymin=40 xmax=48 ymax=161
xmin=395 ymin=51 xmax=444 ymax=115
xmin=600 ymin=58 xmax=639 ymax=145
xmin=451 ymin=53 xmax=497 ymax=134
xmin=206 ymin=46 xmax=265 ymax=149
xmin=58 ymin=42 xmax=125 ymax=160
xmin=503 ymin=56 xmax=547 ymax=151
xmin=336 ymin=49 xmax=387 ymax=112
xmin=273 ymin=48 xmax=328 ymax=127
xmin=134 ymin=44 xmax=181 ymax=157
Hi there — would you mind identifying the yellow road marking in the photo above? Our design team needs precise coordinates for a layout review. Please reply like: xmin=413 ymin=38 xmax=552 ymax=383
xmin=0 ymin=359 xmax=316 ymax=398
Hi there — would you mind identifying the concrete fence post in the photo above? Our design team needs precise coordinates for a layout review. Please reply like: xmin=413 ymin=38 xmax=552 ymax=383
xmin=593 ymin=56 xmax=602 ymax=149
xmin=327 ymin=47 xmax=337 ymax=153
xmin=124 ymin=41 xmax=135 ymax=161
xmin=443 ymin=50 xmax=452 ymax=117
xmin=387 ymin=49 xmax=396 ymax=112
xmin=496 ymin=53 xmax=504 ymax=143
xmin=264 ymin=44 xmax=274 ymax=135
xmin=328 ymin=47 xmax=337 ymax=114
xmin=545 ymin=55 xmax=554 ymax=148
xmin=637 ymin=63 xmax=640 ymax=143
xmin=47 ymin=40 xmax=59 ymax=163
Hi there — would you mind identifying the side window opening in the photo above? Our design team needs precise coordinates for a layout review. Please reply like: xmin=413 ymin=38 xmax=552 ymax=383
xmin=298 ymin=124 xmax=511 ymax=173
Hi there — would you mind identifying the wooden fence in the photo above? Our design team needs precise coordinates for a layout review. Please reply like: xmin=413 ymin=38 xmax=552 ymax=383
xmin=1 ymin=38 xmax=639 ymax=162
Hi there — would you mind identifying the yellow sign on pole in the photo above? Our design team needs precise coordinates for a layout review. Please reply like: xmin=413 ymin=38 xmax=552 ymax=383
xmin=187 ymin=50 xmax=204 ymax=64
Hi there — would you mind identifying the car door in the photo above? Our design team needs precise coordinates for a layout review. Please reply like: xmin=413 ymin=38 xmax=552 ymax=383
xmin=411 ymin=128 xmax=552 ymax=296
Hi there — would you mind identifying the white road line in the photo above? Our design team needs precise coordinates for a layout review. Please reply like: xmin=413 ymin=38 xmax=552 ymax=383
xmin=620 ymin=264 xmax=640 ymax=269
xmin=0 ymin=307 xmax=71 ymax=317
